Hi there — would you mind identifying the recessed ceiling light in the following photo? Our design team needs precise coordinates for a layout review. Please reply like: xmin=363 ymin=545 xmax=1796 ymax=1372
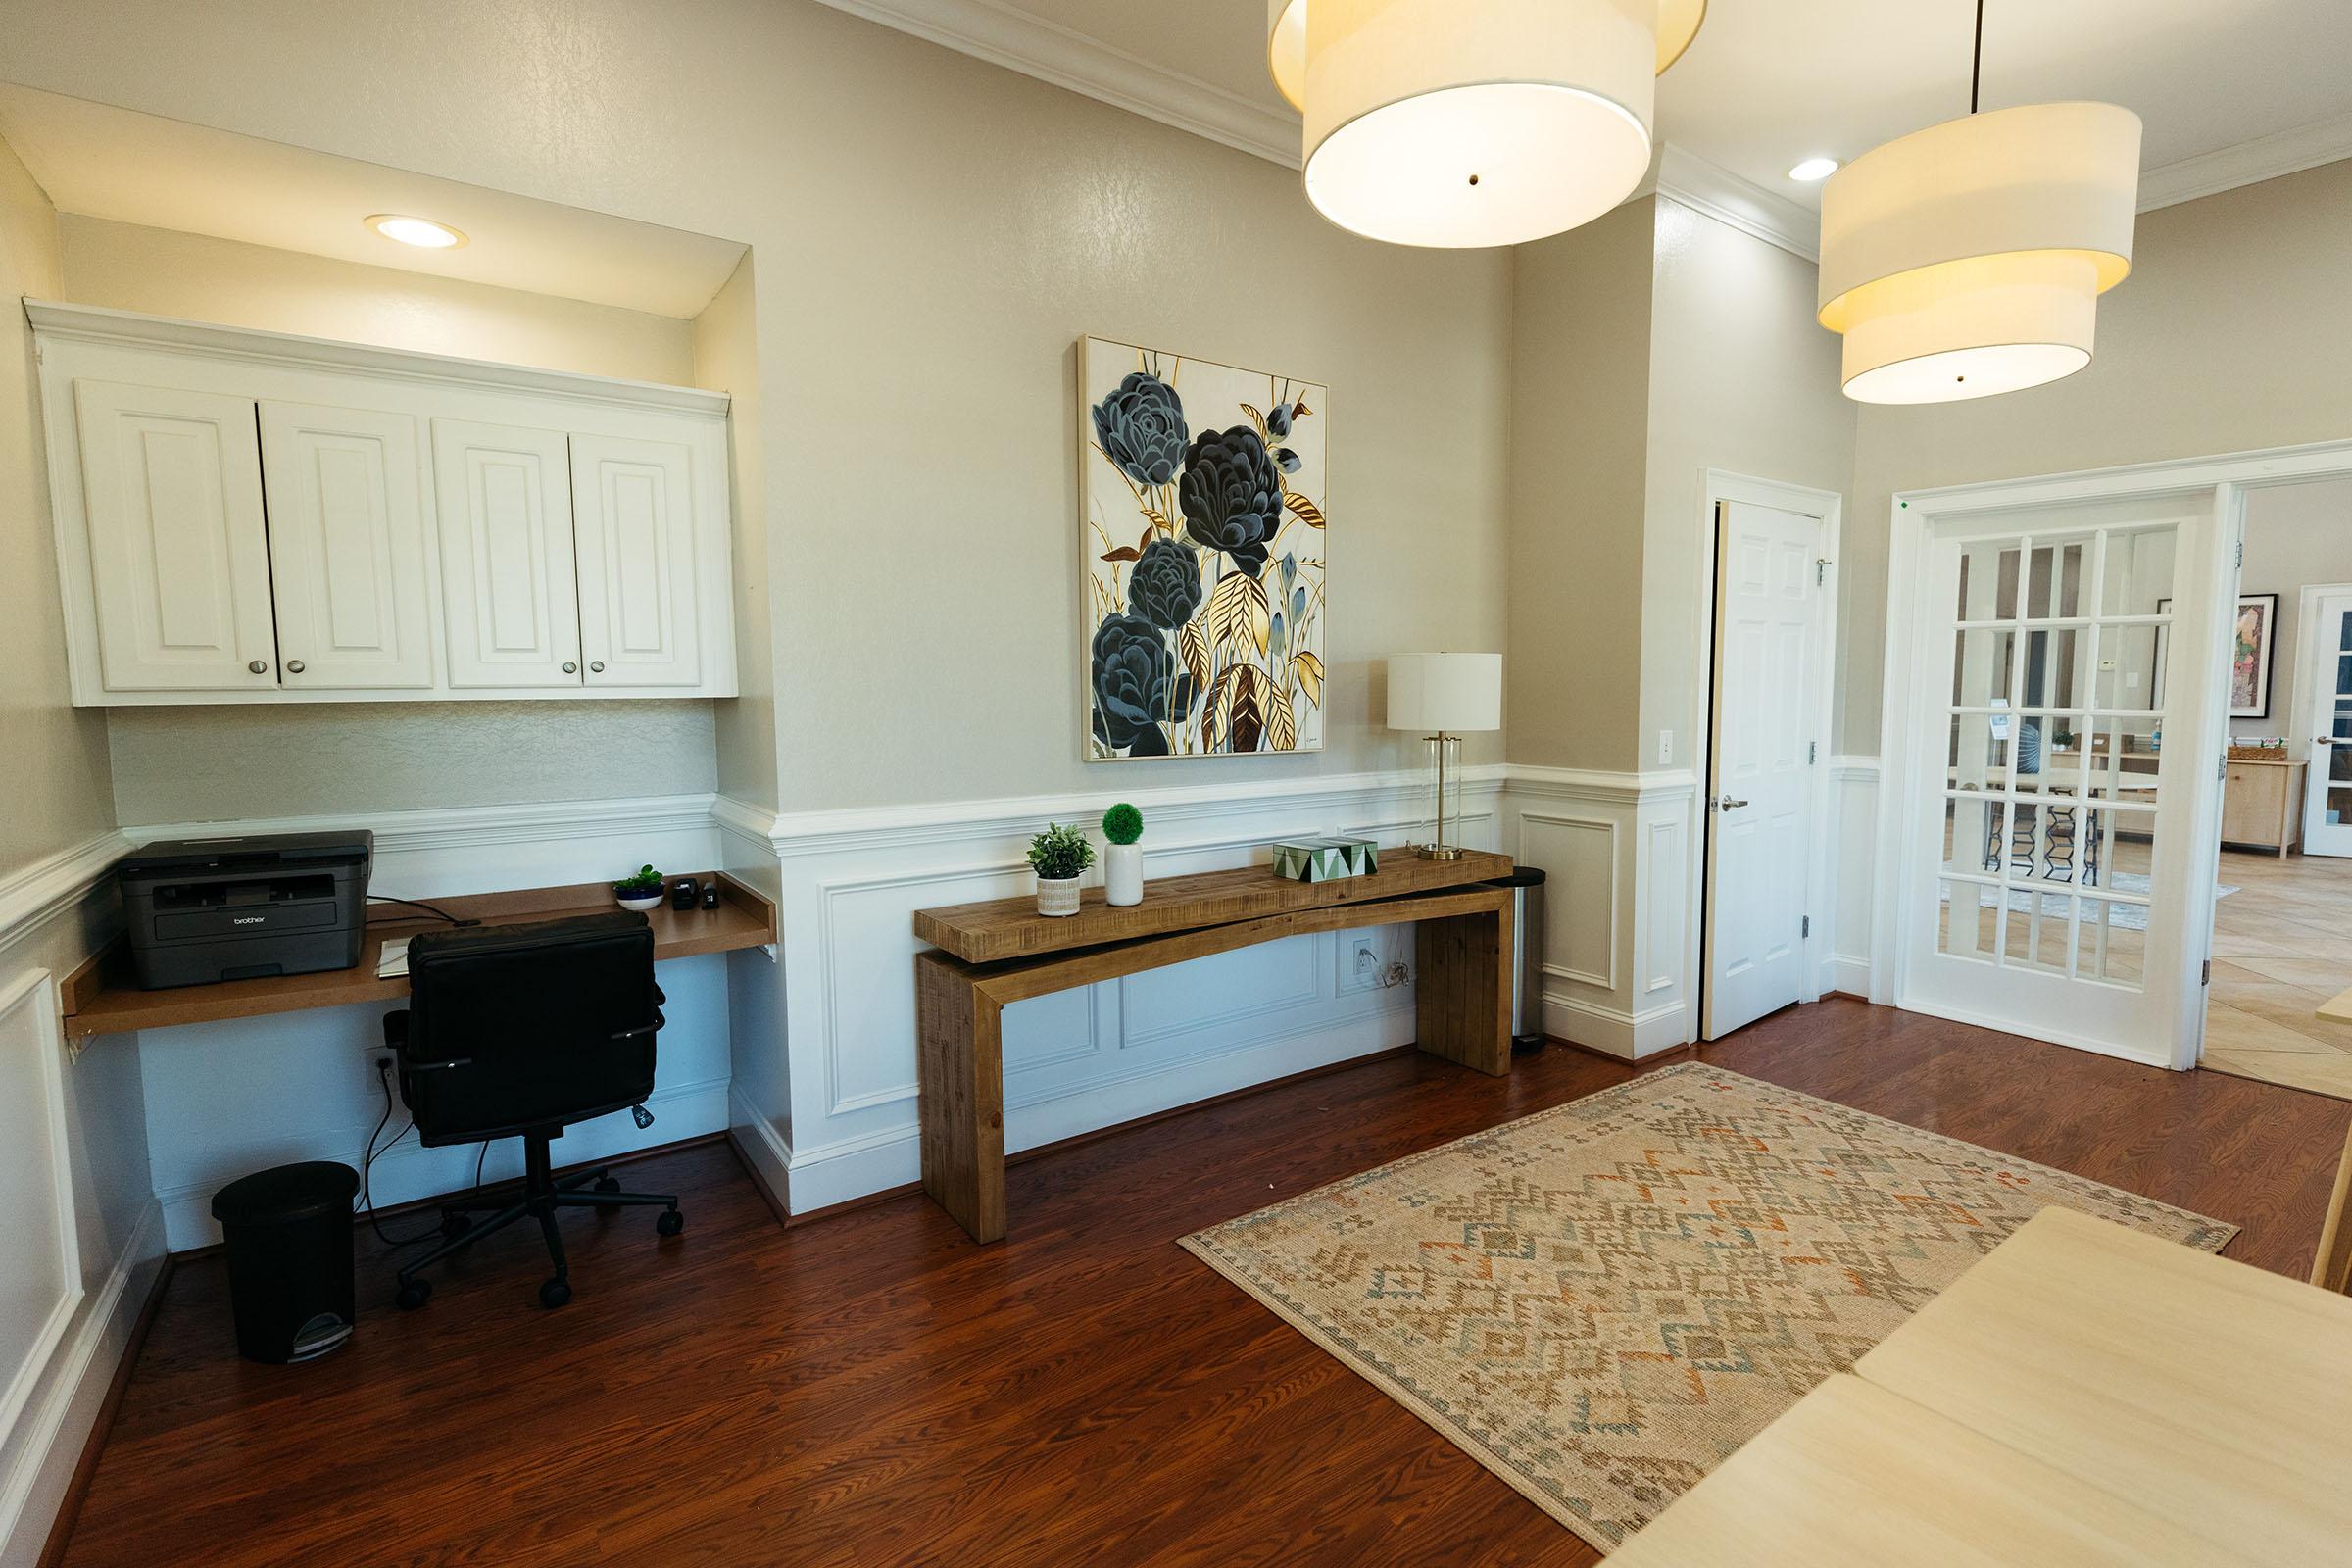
xmin=366 ymin=214 xmax=467 ymax=249
xmin=1788 ymin=157 xmax=1840 ymax=182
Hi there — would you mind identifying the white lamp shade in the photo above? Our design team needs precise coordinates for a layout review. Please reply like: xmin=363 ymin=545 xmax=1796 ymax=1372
xmin=1387 ymin=653 xmax=1502 ymax=732
xmin=1270 ymin=0 xmax=1704 ymax=113
xmin=1817 ymin=101 xmax=2141 ymax=404
xmin=1302 ymin=0 xmax=1656 ymax=249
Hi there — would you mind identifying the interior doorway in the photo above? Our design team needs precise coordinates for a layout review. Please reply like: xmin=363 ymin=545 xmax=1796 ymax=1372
xmin=1696 ymin=474 xmax=1840 ymax=1041
xmin=2193 ymin=477 xmax=2352 ymax=1102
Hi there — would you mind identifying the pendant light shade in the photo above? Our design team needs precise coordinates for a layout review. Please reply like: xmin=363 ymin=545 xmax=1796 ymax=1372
xmin=1817 ymin=101 xmax=2141 ymax=404
xmin=1282 ymin=0 xmax=1707 ymax=249
xmin=1267 ymin=0 xmax=1704 ymax=114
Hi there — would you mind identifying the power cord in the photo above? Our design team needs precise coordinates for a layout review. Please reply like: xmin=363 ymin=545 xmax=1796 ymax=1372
xmin=357 ymin=1056 xmax=491 ymax=1250
xmin=367 ymin=894 xmax=480 ymax=927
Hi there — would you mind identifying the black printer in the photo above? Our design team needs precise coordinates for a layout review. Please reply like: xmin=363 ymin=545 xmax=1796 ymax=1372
xmin=117 ymin=831 xmax=373 ymax=990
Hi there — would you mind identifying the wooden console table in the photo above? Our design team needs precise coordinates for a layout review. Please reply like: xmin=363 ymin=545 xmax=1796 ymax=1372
xmin=911 ymin=849 xmax=1517 ymax=1243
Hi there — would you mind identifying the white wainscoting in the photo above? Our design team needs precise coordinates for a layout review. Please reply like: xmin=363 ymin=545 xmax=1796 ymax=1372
xmin=1498 ymin=768 xmax=1700 ymax=1059
xmin=0 ymin=835 xmax=162 ymax=1568
xmin=115 ymin=795 xmax=739 ymax=1251
xmin=1825 ymin=757 xmax=1881 ymax=999
xmin=717 ymin=767 xmax=1503 ymax=1216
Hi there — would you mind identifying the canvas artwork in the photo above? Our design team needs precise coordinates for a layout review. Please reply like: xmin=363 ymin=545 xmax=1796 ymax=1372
xmin=2232 ymin=592 xmax=2278 ymax=717
xmin=1081 ymin=336 xmax=1328 ymax=760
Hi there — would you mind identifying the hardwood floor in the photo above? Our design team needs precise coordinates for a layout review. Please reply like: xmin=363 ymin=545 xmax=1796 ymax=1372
xmin=52 ymin=1000 xmax=2352 ymax=1568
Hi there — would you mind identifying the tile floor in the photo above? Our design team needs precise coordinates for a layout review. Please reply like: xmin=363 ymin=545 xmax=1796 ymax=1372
xmin=2200 ymin=846 xmax=2352 ymax=1101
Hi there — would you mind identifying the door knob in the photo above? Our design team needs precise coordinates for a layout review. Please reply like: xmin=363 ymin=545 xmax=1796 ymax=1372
xmin=563 ymin=661 xmax=578 ymax=674
xmin=1717 ymin=794 xmax=1749 ymax=811
xmin=247 ymin=660 xmax=268 ymax=674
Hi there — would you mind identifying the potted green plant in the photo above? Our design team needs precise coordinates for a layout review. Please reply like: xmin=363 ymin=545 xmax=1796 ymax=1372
xmin=1102 ymin=803 xmax=1145 ymax=906
xmin=612 ymin=863 xmax=664 ymax=912
xmin=1027 ymin=823 xmax=1095 ymax=917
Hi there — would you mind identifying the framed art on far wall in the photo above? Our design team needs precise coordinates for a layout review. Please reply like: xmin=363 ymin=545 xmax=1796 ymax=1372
xmin=1079 ymin=335 xmax=1329 ymax=760
xmin=2232 ymin=592 xmax=2279 ymax=717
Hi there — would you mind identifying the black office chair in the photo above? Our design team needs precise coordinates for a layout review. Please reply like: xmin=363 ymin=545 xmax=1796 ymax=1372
xmin=385 ymin=912 xmax=683 ymax=1311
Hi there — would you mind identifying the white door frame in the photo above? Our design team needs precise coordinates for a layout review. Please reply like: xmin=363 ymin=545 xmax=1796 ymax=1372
xmin=2294 ymin=581 xmax=2352 ymax=855
xmin=1869 ymin=437 xmax=2352 ymax=1069
xmin=1687 ymin=469 xmax=1843 ymax=1039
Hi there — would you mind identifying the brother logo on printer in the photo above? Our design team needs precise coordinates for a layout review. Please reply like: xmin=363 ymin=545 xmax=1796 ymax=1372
xmin=234 ymin=916 xmax=267 ymax=925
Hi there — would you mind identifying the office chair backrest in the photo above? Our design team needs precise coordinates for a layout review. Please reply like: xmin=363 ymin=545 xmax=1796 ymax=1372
xmin=399 ymin=912 xmax=662 ymax=1144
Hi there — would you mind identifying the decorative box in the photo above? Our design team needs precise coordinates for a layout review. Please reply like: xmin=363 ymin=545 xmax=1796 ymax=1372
xmin=1270 ymin=836 xmax=1379 ymax=882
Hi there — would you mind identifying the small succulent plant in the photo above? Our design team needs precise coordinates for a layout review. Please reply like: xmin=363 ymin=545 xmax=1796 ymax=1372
xmin=1027 ymin=823 xmax=1096 ymax=882
xmin=612 ymin=863 xmax=663 ymax=896
xmin=1102 ymin=803 xmax=1144 ymax=846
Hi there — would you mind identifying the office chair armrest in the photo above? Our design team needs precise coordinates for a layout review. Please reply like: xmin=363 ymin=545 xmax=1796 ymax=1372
xmin=610 ymin=1009 xmax=664 ymax=1042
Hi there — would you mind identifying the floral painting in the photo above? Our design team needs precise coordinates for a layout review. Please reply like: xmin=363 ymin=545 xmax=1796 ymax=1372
xmin=1081 ymin=336 xmax=1327 ymax=760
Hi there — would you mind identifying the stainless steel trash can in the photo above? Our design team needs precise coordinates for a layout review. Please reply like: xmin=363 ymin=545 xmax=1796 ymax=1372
xmin=1484 ymin=869 xmax=1546 ymax=1053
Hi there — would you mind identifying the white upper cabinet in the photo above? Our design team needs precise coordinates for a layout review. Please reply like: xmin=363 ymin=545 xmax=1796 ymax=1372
xmin=432 ymin=419 xmax=583 ymax=689
xmin=571 ymin=432 xmax=702 ymax=688
xmin=30 ymin=302 xmax=736 ymax=704
xmin=73 ymin=380 xmax=278 ymax=692
xmin=259 ymin=402 xmax=434 ymax=690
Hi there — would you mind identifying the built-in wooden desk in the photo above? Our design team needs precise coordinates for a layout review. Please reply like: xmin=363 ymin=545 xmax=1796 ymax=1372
xmin=60 ymin=871 xmax=776 ymax=1041
xmin=912 ymin=850 xmax=1518 ymax=1243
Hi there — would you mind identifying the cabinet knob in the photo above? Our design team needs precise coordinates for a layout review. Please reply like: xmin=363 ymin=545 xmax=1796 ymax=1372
xmin=247 ymin=660 xmax=268 ymax=674
xmin=563 ymin=662 xmax=578 ymax=674
xmin=285 ymin=660 xmax=306 ymax=674
xmin=589 ymin=661 xmax=605 ymax=673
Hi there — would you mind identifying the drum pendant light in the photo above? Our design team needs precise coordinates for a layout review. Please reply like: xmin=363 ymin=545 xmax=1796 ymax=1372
xmin=1816 ymin=3 xmax=2141 ymax=404
xmin=1272 ymin=0 xmax=1708 ymax=250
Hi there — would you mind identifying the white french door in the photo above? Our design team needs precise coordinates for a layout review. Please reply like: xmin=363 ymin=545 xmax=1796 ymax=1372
xmin=2301 ymin=589 xmax=2352 ymax=858
xmin=1898 ymin=499 xmax=2227 ymax=1066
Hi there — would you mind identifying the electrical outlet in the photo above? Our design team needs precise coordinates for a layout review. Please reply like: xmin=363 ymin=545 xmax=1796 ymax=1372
xmin=1345 ymin=936 xmax=1382 ymax=993
xmin=1656 ymin=729 xmax=1673 ymax=765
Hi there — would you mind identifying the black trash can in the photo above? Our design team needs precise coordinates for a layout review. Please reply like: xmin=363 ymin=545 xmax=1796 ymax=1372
xmin=210 ymin=1161 xmax=360 ymax=1364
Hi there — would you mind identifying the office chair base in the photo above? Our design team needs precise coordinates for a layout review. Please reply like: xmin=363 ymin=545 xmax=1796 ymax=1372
xmin=393 ymin=1132 xmax=681 ymax=1311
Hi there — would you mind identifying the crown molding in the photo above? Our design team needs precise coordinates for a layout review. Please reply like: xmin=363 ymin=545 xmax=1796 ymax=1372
xmin=807 ymin=0 xmax=1299 ymax=168
xmin=1642 ymin=144 xmax=1821 ymax=264
xmin=2137 ymin=110 xmax=2352 ymax=212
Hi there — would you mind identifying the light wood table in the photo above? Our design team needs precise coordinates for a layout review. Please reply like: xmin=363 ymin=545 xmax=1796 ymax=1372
xmin=911 ymin=851 xmax=1516 ymax=1244
xmin=2318 ymin=984 xmax=2352 ymax=1027
xmin=1610 ymin=1205 xmax=2352 ymax=1565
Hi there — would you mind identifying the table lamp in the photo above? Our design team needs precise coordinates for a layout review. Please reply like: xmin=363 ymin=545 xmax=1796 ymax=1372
xmin=1387 ymin=653 xmax=1501 ymax=859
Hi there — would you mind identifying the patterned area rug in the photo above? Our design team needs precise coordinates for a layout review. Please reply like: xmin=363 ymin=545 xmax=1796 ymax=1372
xmin=1180 ymin=1064 xmax=2234 ymax=1549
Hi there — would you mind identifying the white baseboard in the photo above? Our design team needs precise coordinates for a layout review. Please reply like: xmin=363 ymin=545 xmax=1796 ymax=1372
xmin=0 ymin=1199 xmax=164 ymax=1568
xmin=1542 ymin=992 xmax=1690 ymax=1061
xmin=726 ymin=1084 xmax=793 ymax=1212
xmin=1825 ymin=956 xmax=1873 ymax=997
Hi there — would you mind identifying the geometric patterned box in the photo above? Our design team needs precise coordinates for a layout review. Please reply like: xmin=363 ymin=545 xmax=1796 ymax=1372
xmin=1269 ymin=836 xmax=1378 ymax=882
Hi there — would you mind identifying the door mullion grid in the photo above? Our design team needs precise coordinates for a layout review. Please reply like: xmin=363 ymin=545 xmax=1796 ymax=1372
xmin=1995 ymin=535 xmax=2036 ymax=967
xmin=2066 ymin=529 xmax=2110 ymax=979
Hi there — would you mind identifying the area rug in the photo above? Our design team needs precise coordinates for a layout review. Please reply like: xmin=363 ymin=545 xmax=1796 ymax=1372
xmin=1179 ymin=1064 xmax=2234 ymax=1549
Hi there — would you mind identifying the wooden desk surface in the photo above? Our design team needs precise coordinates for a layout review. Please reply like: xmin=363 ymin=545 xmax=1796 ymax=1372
xmin=912 ymin=849 xmax=1514 ymax=965
xmin=1855 ymin=1204 xmax=2352 ymax=1563
xmin=61 ymin=871 xmax=775 ymax=1041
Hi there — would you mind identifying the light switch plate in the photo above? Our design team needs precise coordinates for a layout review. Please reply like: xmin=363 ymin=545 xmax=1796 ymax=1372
xmin=1657 ymin=729 xmax=1673 ymax=765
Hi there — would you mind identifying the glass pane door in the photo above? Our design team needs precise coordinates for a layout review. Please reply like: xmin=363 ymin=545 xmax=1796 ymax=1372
xmin=1905 ymin=500 xmax=2217 ymax=1065
xmin=2304 ymin=597 xmax=2352 ymax=857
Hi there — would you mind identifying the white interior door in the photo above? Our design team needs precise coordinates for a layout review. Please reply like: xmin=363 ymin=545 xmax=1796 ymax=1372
xmin=258 ymin=402 xmax=434 ymax=689
xmin=1901 ymin=502 xmax=2223 ymax=1066
xmin=1704 ymin=500 xmax=1824 ymax=1038
xmin=430 ymin=418 xmax=582 ymax=689
xmin=73 ymin=380 xmax=278 ymax=692
xmin=570 ymin=432 xmax=702 ymax=687
xmin=2301 ymin=589 xmax=2352 ymax=857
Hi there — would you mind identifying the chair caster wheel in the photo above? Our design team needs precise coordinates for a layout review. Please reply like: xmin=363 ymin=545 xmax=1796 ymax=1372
xmin=439 ymin=1211 xmax=472 ymax=1239
xmin=539 ymin=1278 xmax=572 ymax=1309
xmin=594 ymin=1176 xmax=620 ymax=1195
xmin=656 ymin=1208 xmax=684 ymax=1238
xmin=396 ymin=1278 xmax=431 ymax=1310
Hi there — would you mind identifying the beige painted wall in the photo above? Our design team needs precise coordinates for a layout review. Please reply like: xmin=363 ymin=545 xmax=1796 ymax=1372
xmin=1505 ymin=199 xmax=1655 ymax=774
xmin=692 ymin=252 xmax=779 ymax=812
xmin=1841 ymin=161 xmax=2352 ymax=754
xmin=0 ymin=134 xmax=113 ymax=876
xmin=2239 ymin=477 xmax=2352 ymax=741
xmin=0 ymin=0 xmax=1515 ymax=814
xmin=59 ymin=216 xmax=696 ymax=383
xmin=1642 ymin=196 xmax=1854 ymax=764
xmin=48 ymin=214 xmax=720 ymax=823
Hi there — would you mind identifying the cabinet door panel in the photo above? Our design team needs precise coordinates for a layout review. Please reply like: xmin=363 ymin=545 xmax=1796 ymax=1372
xmin=74 ymin=380 xmax=276 ymax=691
xmin=430 ymin=419 xmax=581 ymax=688
xmin=259 ymin=402 xmax=433 ymax=689
xmin=571 ymin=433 xmax=701 ymax=687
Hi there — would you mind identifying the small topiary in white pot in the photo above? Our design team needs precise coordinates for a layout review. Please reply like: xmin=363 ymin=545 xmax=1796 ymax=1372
xmin=1102 ymin=803 xmax=1145 ymax=906
xmin=1027 ymin=822 xmax=1095 ymax=917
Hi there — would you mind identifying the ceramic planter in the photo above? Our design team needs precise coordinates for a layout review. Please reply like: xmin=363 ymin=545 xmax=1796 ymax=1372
xmin=1036 ymin=873 xmax=1083 ymax=917
xmin=1104 ymin=843 xmax=1143 ymax=906
xmin=615 ymin=891 xmax=663 ymax=912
